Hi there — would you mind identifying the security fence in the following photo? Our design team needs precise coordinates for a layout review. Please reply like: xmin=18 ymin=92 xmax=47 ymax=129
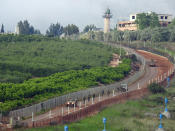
xmin=20 ymin=48 xmax=174 ymax=129
xmin=7 ymin=46 xmax=146 ymax=119
xmin=117 ymin=42 xmax=175 ymax=64
xmin=24 ymin=87 xmax=149 ymax=128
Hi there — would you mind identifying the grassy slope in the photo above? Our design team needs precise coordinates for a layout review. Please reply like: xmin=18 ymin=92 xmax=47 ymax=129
xmin=16 ymin=41 xmax=175 ymax=131
xmin=19 ymin=77 xmax=175 ymax=131
xmin=0 ymin=40 xmax=121 ymax=83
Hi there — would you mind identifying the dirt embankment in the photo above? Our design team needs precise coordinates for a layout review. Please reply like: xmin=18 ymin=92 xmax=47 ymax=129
xmin=109 ymin=54 xmax=121 ymax=67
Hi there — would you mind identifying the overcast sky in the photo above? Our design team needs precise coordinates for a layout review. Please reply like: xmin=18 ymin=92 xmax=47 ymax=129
xmin=0 ymin=0 xmax=175 ymax=33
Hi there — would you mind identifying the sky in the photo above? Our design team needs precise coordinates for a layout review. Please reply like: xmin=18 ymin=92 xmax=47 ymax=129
xmin=0 ymin=0 xmax=175 ymax=33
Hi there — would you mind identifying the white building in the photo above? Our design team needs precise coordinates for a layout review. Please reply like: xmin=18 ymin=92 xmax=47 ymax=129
xmin=130 ymin=13 xmax=173 ymax=21
xmin=118 ymin=12 xmax=173 ymax=31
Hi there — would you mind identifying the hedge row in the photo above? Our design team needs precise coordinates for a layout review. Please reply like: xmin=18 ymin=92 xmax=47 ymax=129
xmin=0 ymin=59 xmax=131 ymax=113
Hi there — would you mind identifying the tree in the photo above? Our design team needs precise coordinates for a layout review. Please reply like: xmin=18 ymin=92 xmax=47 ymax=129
xmin=17 ymin=20 xmax=41 ymax=35
xmin=112 ymin=31 xmax=124 ymax=42
xmin=87 ymin=31 xmax=95 ymax=40
xmin=63 ymin=24 xmax=79 ymax=36
xmin=0 ymin=24 xmax=4 ymax=33
xmin=83 ymin=25 xmax=96 ymax=33
xmin=136 ymin=12 xmax=160 ymax=30
xmin=104 ymin=32 xmax=112 ymax=42
xmin=169 ymin=26 xmax=175 ymax=42
xmin=123 ymin=31 xmax=138 ymax=42
xmin=151 ymin=29 xmax=162 ymax=42
xmin=46 ymin=23 xmax=63 ymax=37
xmin=95 ymin=31 xmax=104 ymax=41
xmin=169 ymin=18 xmax=175 ymax=27
xmin=140 ymin=28 xmax=152 ymax=41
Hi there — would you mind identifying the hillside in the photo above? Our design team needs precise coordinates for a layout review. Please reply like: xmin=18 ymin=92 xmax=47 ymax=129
xmin=0 ymin=59 xmax=131 ymax=113
xmin=0 ymin=39 xmax=122 ymax=83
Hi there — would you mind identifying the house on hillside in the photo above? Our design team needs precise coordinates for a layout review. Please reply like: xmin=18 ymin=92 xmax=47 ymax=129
xmin=118 ymin=12 xmax=173 ymax=31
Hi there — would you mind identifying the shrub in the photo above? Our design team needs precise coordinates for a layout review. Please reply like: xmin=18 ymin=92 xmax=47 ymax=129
xmin=0 ymin=59 xmax=131 ymax=112
xmin=148 ymin=83 xmax=165 ymax=94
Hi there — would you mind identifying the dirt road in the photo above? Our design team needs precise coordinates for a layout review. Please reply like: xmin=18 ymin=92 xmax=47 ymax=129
xmin=22 ymin=50 xmax=174 ymax=125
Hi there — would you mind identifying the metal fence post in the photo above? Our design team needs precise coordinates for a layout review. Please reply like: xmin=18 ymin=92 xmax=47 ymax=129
xmin=137 ymin=83 xmax=140 ymax=89
xmin=62 ymin=107 xmax=64 ymax=116
xmin=74 ymin=104 xmax=76 ymax=112
xmin=99 ymin=94 xmax=101 ymax=101
xmin=49 ymin=110 xmax=52 ymax=118
xmin=79 ymin=102 xmax=81 ymax=110
xmin=32 ymin=112 xmax=34 ymax=122
xmin=68 ymin=106 xmax=70 ymax=114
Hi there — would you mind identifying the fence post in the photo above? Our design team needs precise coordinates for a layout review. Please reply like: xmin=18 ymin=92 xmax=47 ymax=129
xmin=18 ymin=116 xmax=20 ymax=121
xmin=113 ymin=90 xmax=115 ymax=97
xmin=137 ymin=83 xmax=140 ymax=89
xmin=79 ymin=102 xmax=81 ymax=110
xmin=168 ymin=70 xmax=170 ymax=76
xmin=99 ymin=94 xmax=101 ymax=102
xmin=68 ymin=106 xmax=70 ymax=114
xmin=85 ymin=100 xmax=86 ymax=107
xmin=74 ymin=103 xmax=75 ymax=112
xmin=164 ymin=73 xmax=166 ymax=79
xmin=10 ymin=117 xmax=13 ymax=127
xmin=161 ymin=75 xmax=162 ymax=82
xmin=49 ymin=110 xmax=52 ymax=118
xmin=92 ymin=97 xmax=94 ymax=104
xmin=32 ymin=112 xmax=34 ymax=122
xmin=62 ymin=107 xmax=64 ymax=116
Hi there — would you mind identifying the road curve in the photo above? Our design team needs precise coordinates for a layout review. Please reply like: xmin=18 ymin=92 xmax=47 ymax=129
xmin=22 ymin=49 xmax=174 ymax=126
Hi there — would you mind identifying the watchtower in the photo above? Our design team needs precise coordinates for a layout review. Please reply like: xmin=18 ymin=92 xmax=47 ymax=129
xmin=103 ymin=8 xmax=112 ymax=33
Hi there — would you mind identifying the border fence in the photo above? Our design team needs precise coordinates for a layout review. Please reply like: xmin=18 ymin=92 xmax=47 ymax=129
xmin=25 ymin=87 xmax=149 ymax=128
xmin=23 ymin=69 xmax=174 ymax=129
xmin=7 ymin=49 xmax=145 ymax=119
xmin=1 ymin=43 xmax=174 ymax=130
xmin=21 ymin=47 xmax=174 ymax=128
xmin=0 ymin=44 xmax=146 ymax=122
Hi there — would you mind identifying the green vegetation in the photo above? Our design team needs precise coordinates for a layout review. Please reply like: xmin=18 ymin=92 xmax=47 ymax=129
xmin=118 ymin=41 xmax=175 ymax=60
xmin=18 ymin=82 xmax=175 ymax=131
xmin=0 ymin=34 xmax=59 ymax=43
xmin=0 ymin=37 xmax=122 ymax=83
xmin=0 ymin=24 xmax=4 ymax=33
xmin=135 ymin=12 xmax=160 ymax=30
xmin=0 ymin=59 xmax=131 ymax=113
xmin=63 ymin=24 xmax=79 ymax=36
xmin=112 ymin=26 xmax=175 ymax=43
xmin=46 ymin=23 xmax=63 ymax=37
xmin=80 ymin=26 xmax=175 ymax=43
xmin=83 ymin=24 xmax=97 ymax=33
xmin=169 ymin=18 xmax=175 ymax=27
xmin=17 ymin=20 xmax=41 ymax=35
xmin=148 ymin=83 xmax=165 ymax=94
